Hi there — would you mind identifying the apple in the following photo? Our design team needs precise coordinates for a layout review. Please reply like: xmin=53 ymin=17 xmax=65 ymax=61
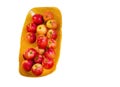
xmin=34 ymin=54 xmax=43 ymax=64
xmin=26 ymin=22 xmax=37 ymax=33
xmin=23 ymin=48 xmax=37 ymax=60
xmin=22 ymin=60 xmax=33 ymax=71
xmin=32 ymin=14 xmax=43 ymax=25
xmin=37 ymin=36 xmax=48 ymax=49
xmin=32 ymin=63 xmax=43 ymax=76
xmin=35 ymin=46 xmax=45 ymax=55
xmin=37 ymin=24 xmax=47 ymax=35
xmin=26 ymin=32 xmax=36 ymax=43
xmin=42 ymin=57 xmax=54 ymax=69
xmin=43 ymin=11 xmax=54 ymax=22
xmin=48 ymin=39 xmax=56 ymax=48
xmin=44 ymin=48 xmax=55 ymax=59
xmin=46 ymin=19 xmax=57 ymax=29
xmin=47 ymin=29 xmax=57 ymax=40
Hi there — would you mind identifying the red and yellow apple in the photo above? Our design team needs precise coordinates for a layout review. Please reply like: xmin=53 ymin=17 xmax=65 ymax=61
xmin=43 ymin=11 xmax=54 ymax=22
xmin=37 ymin=24 xmax=47 ymax=35
xmin=46 ymin=19 xmax=57 ymax=29
xmin=32 ymin=63 xmax=43 ymax=76
xmin=22 ymin=60 xmax=33 ymax=71
xmin=26 ymin=22 xmax=37 ymax=33
xmin=26 ymin=32 xmax=36 ymax=43
xmin=48 ymin=39 xmax=56 ymax=48
xmin=23 ymin=48 xmax=37 ymax=60
xmin=37 ymin=36 xmax=48 ymax=49
xmin=44 ymin=48 xmax=55 ymax=59
xmin=32 ymin=14 xmax=44 ymax=25
xmin=34 ymin=54 xmax=43 ymax=64
xmin=42 ymin=57 xmax=54 ymax=69
xmin=47 ymin=29 xmax=57 ymax=40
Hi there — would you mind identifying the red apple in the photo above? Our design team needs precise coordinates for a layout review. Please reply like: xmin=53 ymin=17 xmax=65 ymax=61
xmin=26 ymin=22 xmax=37 ymax=33
xmin=37 ymin=24 xmax=47 ymax=35
xmin=34 ymin=54 xmax=43 ymax=64
xmin=23 ymin=48 xmax=37 ymax=60
xmin=42 ymin=57 xmax=54 ymax=69
xmin=46 ymin=19 xmax=57 ymax=29
xmin=43 ymin=11 xmax=54 ymax=22
xmin=44 ymin=48 xmax=55 ymax=59
xmin=37 ymin=36 xmax=48 ymax=49
xmin=48 ymin=39 xmax=56 ymax=48
xmin=35 ymin=46 xmax=45 ymax=55
xmin=32 ymin=14 xmax=43 ymax=25
xmin=32 ymin=63 xmax=43 ymax=76
xmin=26 ymin=32 xmax=36 ymax=43
xmin=47 ymin=29 xmax=57 ymax=40
xmin=22 ymin=60 xmax=33 ymax=71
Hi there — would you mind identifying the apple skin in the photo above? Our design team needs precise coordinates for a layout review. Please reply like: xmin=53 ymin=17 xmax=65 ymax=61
xmin=37 ymin=36 xmax=48 ymax=49
xmin=35 ymin=46 xmax=45 ymax=55
xmin=47 ymin=29 xmax=57 ymax=40
xmin=26 ymin=32 xmax=36 ymax=43
xmin=48 ymin=39 xmax=56 ymax=49
xmin=32 ymin=14 xmax=44 ymax=25
xmin=46 ymin=19 xmax=57 ymax=29
xmin=43 ymin=11 xmax=54 ymax=22
xmin=22 ymin=60 xmax=33 ymax=71
xmin=37 ymin=24 xmax=47 ymax=35
xmin=23 ymin=48 xmax=37 ymax=60
xmin=34 ymin=54 xmax=43 ymax=64
xmin=42 ymin=57 xmax=54 ymax=69
xmin=32 ymin=63 xmax=43 ymax=76
xmin=44 ymin=48 xmax=55 ymax=59
xmin=26 ymin=22 xmax=37 ymax=33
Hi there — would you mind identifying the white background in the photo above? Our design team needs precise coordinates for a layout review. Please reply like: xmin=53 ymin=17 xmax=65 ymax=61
xmin=0 ymin=0 xmax=120 ymax=87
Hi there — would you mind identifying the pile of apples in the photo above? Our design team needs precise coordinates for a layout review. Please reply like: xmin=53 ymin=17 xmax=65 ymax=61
xmin=22 ymin=11 xmax=58 ymax=76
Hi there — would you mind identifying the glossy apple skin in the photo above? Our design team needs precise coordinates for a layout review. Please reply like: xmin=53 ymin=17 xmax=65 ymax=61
xmin=47 ymin=29 xmax=57 ymax=40
xmin=32 ymin=63 xmax=43 ymax=76
xmin=37 ymin=24 xmax=47 ymax=35
xmin=43 ymin=11 xmax=54 ymax=22
xmin=44 ymin=48 xmax=55 ymax=59
xmin=37 ymin=36 xmax=48 ymax=49
xmin=26 ymin=32 xmax=36 ymax=43
xmin=32 ymin=14 xmax=44 ymax=25
xmin=34 ymin=54 xmax=43 ymax=64
xmin=46 ymin=19 xmax=57 ymax=29
xmin=26 ymin=22 xmax=37 ymax=33
xmin=22 ymin=60 xmax=33 ymax=71
xmin=42 ymin=57 xmax=54 ymax=69
xmin=23 ymin=48 xmax=37 ymax=60
xmin=48 ymin=39 xmax=56 ymax=48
